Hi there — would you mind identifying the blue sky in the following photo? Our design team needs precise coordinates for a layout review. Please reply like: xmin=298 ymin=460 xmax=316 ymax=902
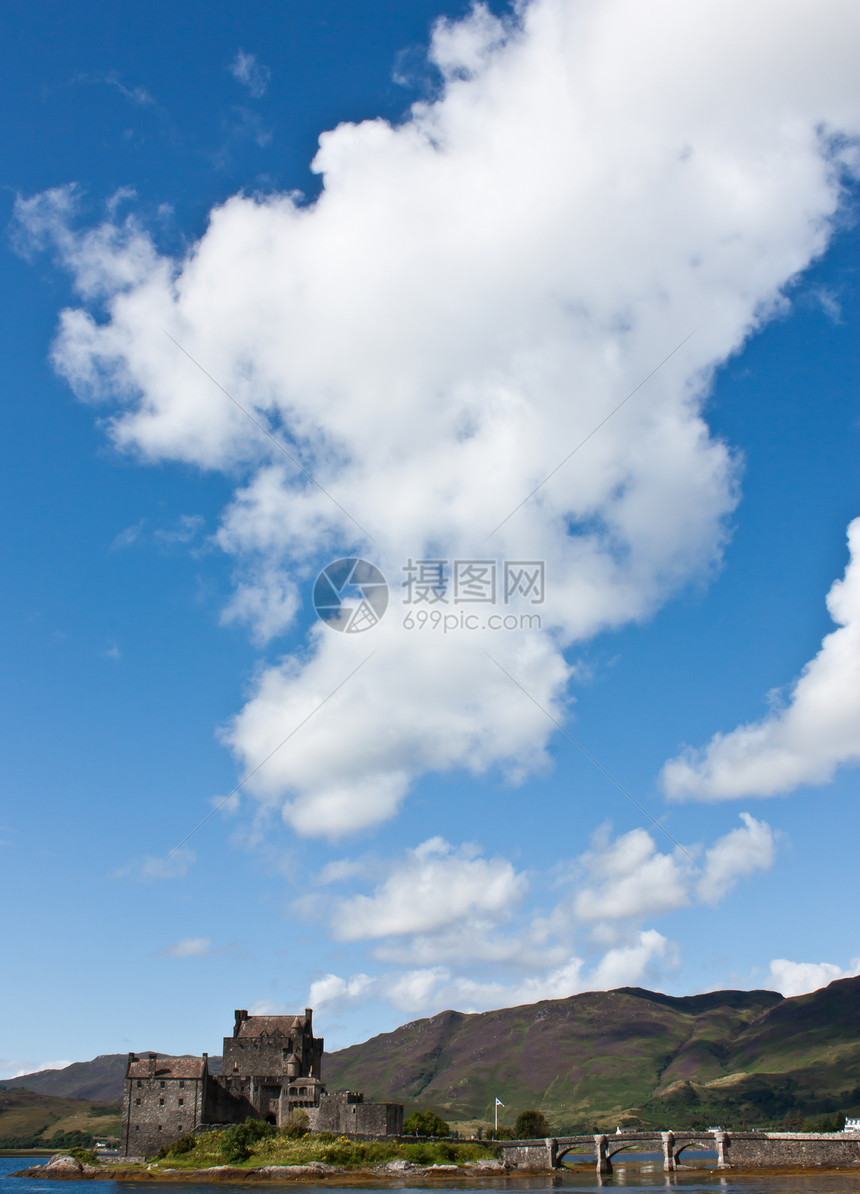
xmin=1 ymin=0 xmax=859 ymax=1078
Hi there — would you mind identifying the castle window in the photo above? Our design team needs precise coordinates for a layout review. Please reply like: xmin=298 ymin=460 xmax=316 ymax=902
xmin=159 ymin=1098 xmax=165 ymax=1106
xmin=179 ymin=1080 xmax=185 ymax=1088
xmin=160 ymin=1080 xmax=165 ymax=1088
xmin=178 ymin=1099 xmax=184 ymax=1106
xmin=136 ymin=1080 xmax=142 ymax=1088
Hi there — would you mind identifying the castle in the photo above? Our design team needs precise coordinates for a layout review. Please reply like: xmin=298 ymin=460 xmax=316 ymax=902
xmin=120 ymin=1008 xmax=403 ymax=1156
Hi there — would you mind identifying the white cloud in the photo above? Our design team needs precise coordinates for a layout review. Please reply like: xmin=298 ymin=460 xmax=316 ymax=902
xmin=309 ymin=818 xmax=774 ymax=1018
xmin=17 ymin=0 xmax=860 ymax=837
xmin=589 ymin=930 xmax=673 ymax=990
xmin=221 ymin=569 xmax=300 ymax=644
xmin=229 ymin=50 xmax=271 ymax=99
xmin=766 ymin=957 xmax=860 ymax=998
xmin=307 ymin=932 xmax=672 ymax=1019
xmin=697 ymin=812 xmax=776 ymax=903
xmin=308 ymin=972 xmax=375 ymax=1010
xmin=332 ymin=837 xmax=528 ymax=940
xmin=161 ymin=936 xmax=211 ymax=958
xmin=573 ymin=827 xmax=692 ymax=922
xmin=662 ymin=517 xmax=860 ymax=801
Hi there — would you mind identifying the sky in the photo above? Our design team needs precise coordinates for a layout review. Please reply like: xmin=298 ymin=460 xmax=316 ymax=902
xmin=1 ymin=0 xmax=858 ymax=1081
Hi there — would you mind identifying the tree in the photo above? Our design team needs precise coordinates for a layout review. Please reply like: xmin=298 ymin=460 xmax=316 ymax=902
xmin=403 ymin=1110 xmax=450 ymax=1137
xmin=514 ymin=1109 xmax=550 ymax=1138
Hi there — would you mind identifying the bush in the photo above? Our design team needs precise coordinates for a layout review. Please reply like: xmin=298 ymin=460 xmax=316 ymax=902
xmin=403 ymin=1110 xmax=450 ymax=1137
xmin=69 ymin=1148 xmax=97 ymax=1165
xmin=279 ymin=1110 xmax=309 ymax=1139
xmin=158 ymin=1133 xmax=198 ymax=1159
xmin=220 ymin=1118 xmax=277 ymax=1163
xmin=514 ymin=1110 xmax=550 ymax=1138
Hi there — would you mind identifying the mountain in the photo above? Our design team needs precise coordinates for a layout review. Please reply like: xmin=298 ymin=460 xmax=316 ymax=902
xmin=0 ymin=1088 xmax=121 ymax=1148
xmin=6 ymin=979 xmax=860 ymax=1131
xmin=322 ymin=977 xmax=860 ymax=1129
xmin=1 ymin=1055 xmax=223 ymax=1105
xmin=1 ymin=1056 xmax=128 ymax=1103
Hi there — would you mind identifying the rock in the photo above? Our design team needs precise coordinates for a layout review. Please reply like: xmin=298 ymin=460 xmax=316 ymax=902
xmin=256 ymin=1163 xmax=335 ymax=1177
xmin=426 ymin=1163 xmax=461 ymax=1172
xmin=45 ymin=1155 xmax=83 ymax=1174
xmin=382 ymin=1159 xmax=413 ymax=1171
xmin=475 ymin=1158 xmax=505 ymax=1171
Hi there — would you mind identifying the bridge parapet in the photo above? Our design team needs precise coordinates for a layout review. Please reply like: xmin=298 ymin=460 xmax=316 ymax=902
xmin=498 ymin=1130 xmax=860 ymax=1175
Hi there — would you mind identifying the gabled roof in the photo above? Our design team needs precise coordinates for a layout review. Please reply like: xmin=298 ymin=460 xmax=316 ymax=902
xmin=127 ymin=1055 xmax=207 ymax=1080
xmin=236 ymin=1015 xmax=304 ymax=1039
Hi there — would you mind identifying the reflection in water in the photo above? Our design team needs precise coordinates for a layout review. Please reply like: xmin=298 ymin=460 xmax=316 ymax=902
xmin=4 ymin=1157 xmax=860 ymax=1193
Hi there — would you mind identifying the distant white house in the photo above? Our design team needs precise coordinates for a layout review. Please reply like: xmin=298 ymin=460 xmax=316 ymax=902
xmin=843 ymin=1118 xmax=860 ymax=1133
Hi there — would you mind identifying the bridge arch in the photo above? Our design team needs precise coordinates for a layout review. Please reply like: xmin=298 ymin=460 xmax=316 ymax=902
xmin=556 ymin=1143 xmax=596 ymax=1166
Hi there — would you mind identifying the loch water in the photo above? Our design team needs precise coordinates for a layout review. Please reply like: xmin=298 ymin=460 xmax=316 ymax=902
xmin=3 ymin=1155 xmax=859 ymax=1194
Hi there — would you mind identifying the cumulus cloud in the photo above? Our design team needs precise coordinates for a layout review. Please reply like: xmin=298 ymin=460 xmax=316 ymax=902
xmin=309 ymin=932 xmax=672 ymax=1017
xmin=766 ymin=957 xmax=860 ymax=998
xmin=571 ymin=814 xmax=775 ymax=921
xmin=229 ymin=50 xmax=271 ymax=99
xmin=572 ymin=827 xmax=691 ymax=921
xmin=696 ymin=812 xmax=776 ymax=903
xmin=662 ymin=518 xmax=860 ymax=800
xmin=332 ymin=837 xmax=528 ymax=940
xmin=16 ymin=0 xmax=860 ymax=837
xmin=308 ymin=819 xmax=773 ymax=1017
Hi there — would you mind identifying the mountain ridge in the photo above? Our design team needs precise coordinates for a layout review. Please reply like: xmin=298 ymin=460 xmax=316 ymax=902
xmin=4 ymin=978 xmax=859 ymax=1130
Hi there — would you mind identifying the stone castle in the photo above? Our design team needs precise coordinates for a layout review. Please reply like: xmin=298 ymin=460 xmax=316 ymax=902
xmin=121 ymin=1008 xmax=403 ymax=1156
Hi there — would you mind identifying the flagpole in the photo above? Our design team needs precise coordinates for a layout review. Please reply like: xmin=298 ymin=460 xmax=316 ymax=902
xmin=495 ymin=1100 xmax=498 ymax=1132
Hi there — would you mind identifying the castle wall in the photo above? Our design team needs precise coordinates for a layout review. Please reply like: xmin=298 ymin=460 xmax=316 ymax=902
xmin=306 ymin=1091 xmax=403 ymax=1136
xmin=120 ymin=1056 xmax=206 ymax=1157
xmin=120 ymin=1011 xmax=401 ymax=1157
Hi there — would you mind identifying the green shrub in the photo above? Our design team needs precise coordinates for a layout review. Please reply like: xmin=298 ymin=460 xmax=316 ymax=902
xmin=220 ymin=1118 xmax=277 ymax=1163
xmin=279 ymin=1110 xmax=309 ymax=1139
xmin=514 ymin=1110 xmax=550 ymax=1138
xmin=69 ymin=1148 xmax=97 ymax=1165
xmin=403 ymin=1109 xmax=450 ymax=1137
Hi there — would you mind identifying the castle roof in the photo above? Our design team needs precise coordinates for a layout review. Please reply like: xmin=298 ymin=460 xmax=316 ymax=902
xmin=127 ymin=1055 xmax=207 ymax=1080
xmin=236 ymin=1015 xmax=304 ymax=1039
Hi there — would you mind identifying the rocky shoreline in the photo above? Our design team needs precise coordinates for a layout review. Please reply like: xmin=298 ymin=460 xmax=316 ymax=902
xmin=13 ymin=1154 xmax=516 ymax=1182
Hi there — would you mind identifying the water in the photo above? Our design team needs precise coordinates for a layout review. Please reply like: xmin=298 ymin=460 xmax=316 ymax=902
xmin=4 ymin=1155 xmax=860 ymax=1194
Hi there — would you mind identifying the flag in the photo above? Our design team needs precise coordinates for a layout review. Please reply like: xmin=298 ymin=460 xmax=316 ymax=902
xmin=495 ymin=1098 xmax=504 ymax=1106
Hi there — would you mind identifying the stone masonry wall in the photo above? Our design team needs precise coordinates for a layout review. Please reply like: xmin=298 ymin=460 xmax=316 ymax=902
xmin=121 ymin=1075 xmax=204 ymax=1157
xmin=726 ymin=1132 xmax=860 ymax=1167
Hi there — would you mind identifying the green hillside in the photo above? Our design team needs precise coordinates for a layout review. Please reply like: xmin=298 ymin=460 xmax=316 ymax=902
xmin=323 ymin=978 xmax=860 ymax=1130
xmin=1 ymin=1055 xmax=128 ymax=1103
xmin=0 ymin=1089 xmax=121 ymax=1149
xmin=6 ymin=978 xmax=859 ymax=1134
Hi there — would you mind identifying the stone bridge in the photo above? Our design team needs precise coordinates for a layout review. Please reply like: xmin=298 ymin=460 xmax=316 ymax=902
xmin=499 ymin=1130 xmax=860 ymax=1175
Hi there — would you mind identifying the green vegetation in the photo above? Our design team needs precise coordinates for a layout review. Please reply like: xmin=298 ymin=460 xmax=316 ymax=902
xmin=0 ymin=1089 xmax=121 ymax=1150
xmin=154 ymin=1125 xmax=496 ymax=1169
xmin=325 ymin=977 xmax=860 ymax=1130
xmin=402 ymin=1109 xmax=451 ymax=1137
xmin=69 ymin=1148 xmax=98 ymax=1165
xmin=514 ymin=1109 xmax=550 ymax=1138
xmin=7 ymin=976 xmax=860 ymax=1137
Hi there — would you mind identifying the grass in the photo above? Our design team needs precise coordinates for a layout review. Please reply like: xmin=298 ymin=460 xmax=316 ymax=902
xmin=153 ymin=1128 xmax=498 ymax=1170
